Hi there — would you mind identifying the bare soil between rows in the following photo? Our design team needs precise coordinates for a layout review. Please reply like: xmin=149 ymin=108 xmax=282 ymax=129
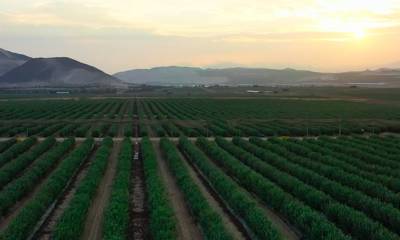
xmin=153 ymin=141 xmax=203 ymax=240
xmin=0 ymin=142 xmax=80 ymax=232
xmin=32 ymin=144 xmax=98 ymax=240
xmin=81 ymin=140 xmax=122 ymax=240
xmin=176 ymin=145 xmax=247 ymax=240
xmin=129 ymin=141 xmax=149 ymax=240
xmin=195 ymin=143 xmax=301 ymax=240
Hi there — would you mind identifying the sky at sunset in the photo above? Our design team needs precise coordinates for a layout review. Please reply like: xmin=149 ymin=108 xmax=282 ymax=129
xmin=1 ymin=0 xmax=400 ymax=73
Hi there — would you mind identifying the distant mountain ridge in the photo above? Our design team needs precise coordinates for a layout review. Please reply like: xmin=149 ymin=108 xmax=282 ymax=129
xmin=1 ymin=47 xmax=400 ymax=88
xmin=0 ymin=48 xmax=31 ymax=76
xmin=114 ymin=66 xmax=400 ymax=87
xmin=0 ymin=49 xmax=125 ymax=88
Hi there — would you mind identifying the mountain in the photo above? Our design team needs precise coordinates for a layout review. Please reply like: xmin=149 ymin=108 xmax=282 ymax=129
xmin=0 ymin=57 xmax=126 ymax=88
xmin=373 ymin=61 xmax=400 ymax=70
xmin=114 ymin=66 xmax=327 ymax=86
xmin=0 ymin=48 xmax=31 ymax=76
xmin=114 ymin=66 xmax=400 ymax=87
xmin=114 ymin=66 xmax=229 ymax=85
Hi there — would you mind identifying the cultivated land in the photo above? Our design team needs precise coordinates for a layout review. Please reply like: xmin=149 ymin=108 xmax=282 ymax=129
xmin=0 ymin=90 xmax=400 ymax=239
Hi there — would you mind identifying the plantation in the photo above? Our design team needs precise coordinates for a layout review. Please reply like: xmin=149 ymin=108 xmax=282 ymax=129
xmin=0 ymin=96 xmax=399 ymax=239
xmin=0 ymin=97 xmax=400 ymax=138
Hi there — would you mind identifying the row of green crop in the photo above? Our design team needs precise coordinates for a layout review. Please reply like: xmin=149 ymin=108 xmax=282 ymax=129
xmin=363 ymin=136 xmax=400 ymax=153
xmin=102 ymin=138 xmax=132 ymax=239
xmin=0 ymin=123 xmax=76 ymax=137
xmin=40 ymin=123 xmax=65 ymax=137
xmin=0 ymin=137 xmax=36 ymax=167
xmin=2 ymin=98 xmax=400 ymax=122
xmin=91 ymin=123 xmax=110 ymax=137
xmin=58 ymin=124 xmax=79 ymax=137
xmin=0 ymin=139 xmax=16 ymax=153
xmin=267 ymin=138 xmax=400 ymax=207
xmin=0 ymin=138 xmax=93 ymax=240
xmin=139 ymin=123 xmax=148 ymax=137
xmin=124 ymin=124 xmax=133 ymax=137
xmin=288 ymin=138 xmax=400 ymax=193
xmin=139 ymin=98 xmax=400 ymax=120
xmin=0 ymin=100 xmax=128 ymax=121
xmin=141 ymin=138 xmax=176 ymax=239
xmin=303 ymin=139 xmax=400 ymax=184
xmin=160 ymin=138 xmax=233 ymax=240
xmin=346 ymin=137 xmax=400 ymax=156
xmin=107 ymin=124 xmax=119 ymax=137
xmin=74 ymin=124 xmax=91 ymax=137
xmin=3 ymin=121 xmax=398 ymax=138
xmin=195 ymin=137 xmax=351 ymax=240
xmin=320 ymin=137 xmax=400 ymax=169
xmin=138 ymin=97 xmax=400 ymax=135
xmin=1 ymin=124 xmax=34 ymax=137
xmin=337 ymin=137 xmax=400 ymax=162
xmin=179 ymin=137 xmax=282 ymax=240
xmin=0 ymin=138 xmax=74 ymax=216
xmin=53 ymin=138 xmax=113 ymax=240
xmin=242 ymin=138 xmax=400 ymax=236
xmin=0 ymin=137 xmax=55 ymax=188
xmin=313 ymin=138 xmax=400 ymax=178
xmin=220 ymin=138 xmax=396 ymax=240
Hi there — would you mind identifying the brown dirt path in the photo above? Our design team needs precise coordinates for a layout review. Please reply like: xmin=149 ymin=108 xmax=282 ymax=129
xmin=129 ymin=141 xmax=149 ymax=240
xmin=176 ymin=148 xmax=247 ymax=240
xmin=32 ymin=144 xmax=99 ymax=240
xmin=117 ymin=124 xmax=123 ymax=138
xmin=81 ymin=140 xmax=121 ymax=240
xmin=153 ymin=141 xmax=203 ymax=240
xmin=0 ymin=142 xmax=79 ymax=232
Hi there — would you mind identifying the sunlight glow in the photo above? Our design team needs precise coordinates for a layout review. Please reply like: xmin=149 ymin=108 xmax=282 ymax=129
xmin=0 ymin=0 xmax=399 ymax=72
xmin=354 ymin=29 xmax=366 ymax=39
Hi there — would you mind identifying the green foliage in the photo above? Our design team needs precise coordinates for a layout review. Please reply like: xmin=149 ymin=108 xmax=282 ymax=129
xmin=53 ymin=138 xmax=113 ymax=240
xmin=219 ymin=137 xmax=396 ymax=240
xmin=0 ymin=137 xmax=36 ymax=167
xmin=74 ymin=124 xmax=91 ymax=137
xmin=102 ymin=138 xmax=132 ymax=240
xmin=0 ymin=138 xmax=93 ymax=240
xmin=293 ymin=138 xmax=400 ymax=192
xmin=107 ymin=124 xmax=119 ymax=137
xmin=179 ymin=137 xmax=282 ymax=240
xmin=319 ymin=137 xmax=400 ymax=169
xmin=247 ymin=137 xmax=400 ymax=236
xmin=268 ymin=138 xmax=400 ymax=208
xmin=58 ymin=124 xmax=79 ymax=137
xmin=124 ymin=124 xmax=133 ymax=137
xmin=40 ymin=124 xmax=66 ymax=137
xmin=91 ymin=123 xmax=110 ymax=137
xmin=0 ymin=138 xmax=75 ymax=216
xmin=160 ymin=138 xmax=232 ymax=240
xmin=0 ymin=137 xmax=55 ymax=188
xmin=0 ymin=138 xmax=16 ymax=153
xmin=142 ymin=138 xmax=177 ymax=240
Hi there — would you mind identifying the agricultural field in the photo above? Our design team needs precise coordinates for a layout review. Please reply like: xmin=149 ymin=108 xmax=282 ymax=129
xmin=0 ymin=97 xmax=400 ymax=138
xmin=0 ymin=135 xmax=399 ymax=239
xmin=0 ymin=96 xmax=399 ymax=239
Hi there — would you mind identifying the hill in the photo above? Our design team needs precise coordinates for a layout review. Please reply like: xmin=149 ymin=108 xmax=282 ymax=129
xmin=0 ymin=48 xmax=31 ymax=76
xmin=114 ymin=66 xmax=400 ymax=87
xmin=0 ymin=57 xmax=126 ymax=88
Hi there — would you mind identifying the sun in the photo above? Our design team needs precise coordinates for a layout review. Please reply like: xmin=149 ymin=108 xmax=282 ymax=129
xmin=353 ymin=29 xmax=366 ymax=40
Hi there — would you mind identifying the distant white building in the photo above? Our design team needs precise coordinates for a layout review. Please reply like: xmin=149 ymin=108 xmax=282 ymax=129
xmin=56 ymin=91 xmax=70 ymax=94
xmin=246 ymin=90 xmax=260 ymax=93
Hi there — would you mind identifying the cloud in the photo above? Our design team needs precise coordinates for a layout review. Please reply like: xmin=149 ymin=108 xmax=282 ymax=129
xmin=2 ymin=0 xmax=400 ymax=37
xmin=0 ymin=0 xmax=400 ymax=73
